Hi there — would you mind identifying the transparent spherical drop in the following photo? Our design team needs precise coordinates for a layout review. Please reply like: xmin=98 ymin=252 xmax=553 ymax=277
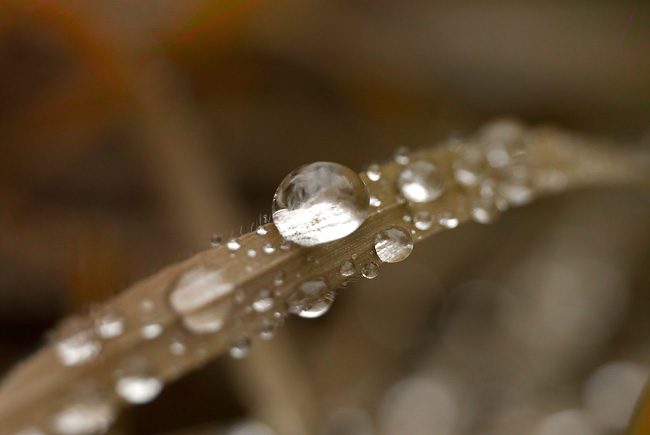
xmin=298 ymin=292 xmax=335 ymax=319
xmin=470 ymin=197 xmax=500 ymax=224
xmin=396 ymin=160 xmax=445 ymax=203
xmin=51 ymin=401 xmax=114 ymax=435
xmin=366 ymin=164 xmax=382 ymax=181
xmin=438 ymin=212 xmax=458 ymax=229
xmin=287 ymin=277 xmax=328 ymax=314
xmin=374 ymin=227 xmax=413 ymax=263
xmin=116 ymin=376 xmax=162 ymax=404
xmin=94 ymin=307 xmax=125 ymax=339
xmin=453 ymin=146 xmax=485 ymax=186
xmin=229 ymin=334 xmax=252 ymax=359
xmin=272 ymin=162 xmax=369 ymax=247
xmin=340 ymin=260 xmax=356 ymax=277
xmin=53 ymin=316 xmax=101 ymax=367
xmin=361 ymin=262 xmax=379 ymax=279
xmin=413 ymin=211 xmax=433 ymax=230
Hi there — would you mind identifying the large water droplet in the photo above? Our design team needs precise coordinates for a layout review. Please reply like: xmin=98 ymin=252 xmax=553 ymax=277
xmin=287 ymin=277 xmax=328 ymax=314
xmin=94 ymin=307 xmax=125 ymax=339
xmin=361 ymin=263 xmax=379 ymax=279
xmin=169 ymin=267 xmax=234 ymax=334
xmin=374 ymin=226 xmax=413 ymax=263
xmin=53 ymin=316 xmax=101 ymax=366
xmin=340 ymin=260 xmax=356 ymax=277
xmin=229 ymin=334 xmax=252 ymax=359
xmin=272 ymin=162 xmax=369 ymax=247
xmin=397 ymin=161 xmax=445 ymax=203
xmin=298 ymin=292 xmax=335 ymax=318
xmin=115 ymin=359 xmax=162 ymax=404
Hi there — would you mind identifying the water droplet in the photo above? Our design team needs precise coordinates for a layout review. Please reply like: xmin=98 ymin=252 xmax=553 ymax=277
xmin=256 ymin=319 xmax=275 ymax=340
xmin=402 ymin=214 xmax=412 ymax=223
xmin=369 ymin=195 xmax=381 ymax=207
xmin=470 ymin=197 xmax=500 ymax=224
xmin=366 ymin=164 xmax=382 ymax=181
xmin=94 ymin=307 xmax=125 ymax=339
xmin=499 ymin=178 xmax=533 ymax=206
xmin=279 ymin=240 xmax=292 ymax=251
xmin=479 ymin=178 xmax=497 ymax=198
xmin=252 ymin=289 xmax=274 ymax=313
xmin=229 ymin=334 xmax=252 ymax=359
xmin=361 ymin=262 xmax=379 ymax=279
xmin=298 ymin=292 xmax=335 ymax=318
xmin=394 ymin=147 xmax=410 ymax=165
xmin=287 ymin=277 xmax=328 ymax=314
xmin=272 ymin=162 xmax=370 ymax=247
xmin=169 ymin=334 xmax=187 ymax=356
xmin=140 ymin=323 xmax=163 ymax=339
xmin=227 ymin=240 xmax=241 ymax=251
xmin=438 ymin=212 xmax=458 ymax=229
xmin=210 ymin=234 xmax=223 ymax=247
xmin=351 ymin=253 xmax=358 ymax=260
xmin=263 ymin=243 xmax=275 ymax=254
xmin=481 ymin=120 xmax=526 ymax=168
xmin=53 ymin=316 xmax=101 ymax=366
xmin=233 ymin=288 xmax=246 ymax=304
xmin=397 ymin=160 xmax=445 ymax=203
xmin=374 ymin=226 xmax=413 ymax=263
xmin=115 ymin=359 xmax=162 ymax=404
xmin=247 ymin=249 xmax=257 ymax=258
xmin=340 ymin=260 xmax=356 ymax=277
xmin=413 ymin=211 xmax=433 ymax=230
xmin=256 ymin=227 xmax=268 ymax=236
xmin=274 ymin=271 xmax=285 ymax=286
xmin=169 ymin=267 xmax=234 ymax=334
xmin=51 ymin=399 xmax=114 ymax=435
xmin=452 ymin=146 xmax=485 ymax=186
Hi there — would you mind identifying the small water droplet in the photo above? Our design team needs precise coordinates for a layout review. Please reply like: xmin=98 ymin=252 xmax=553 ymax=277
xmin=252 ymin=289 xmax=274 ymax=313
xmin=471 ymin=197 xmax=500 ymax=224
xmin=263 ymin=243 xmax=275 ymax=254
xmin=397 ymin=160 xmax=445 ymax=203
xmin=402 ymin=214 xmax=412 ymax=223
xmin=140 ymin=323 xmax=163 ymax=339
xmin=115 ymin=359 xmax=162 ymax=404
xmin=453 ymin=147 xmax=486 ymax=186
xmin=94 ymin=307 xmax=125 ymax=339
xmin=256 ymin=319 xmax=275 ymax=340
xmin=298 ymin=292 xmax=335 ymax=319
xmin=247 ymin=249 xmax=257 ymax=258
xmin=274 ymin=271 xmax=285 ymax=286
xmin=210 ymin=234 xmax=223 ymax=247
xmin=361 ymin=262 xmax=379 ymax=279
xmin=340 ymin=260 xmax=356 ymax=277
xmin=366 ymin=164 xmax=382 ymax=181
xmin=256 ymin=227 xmax=268 ymax=235
xmin=374 ymin=226 xmax=413 ymax=263
xmin=369 ymin=195 xmax=381 ymax=207
xmin=351 ymin=253 xmax=358 ymax=260
xmin=394 ymin=147 xmax=410 ymax=165
xmin=227 ymin=240 xmax=241 ymax=251
xmin=169 ymin=334 xmax=187 ymax=356
xmin=51 ymin=400 xmax=114 ymax=435
xmin=279 ymin=240 xmax=292 ymax=251
xmin=229 ymin=334 xmax=252 ymax=359
xmin=272 ymin=162 xmax=370 ymax=246
xmin=233 ymin=288 xmax=246 ymax=304
xmin=438 ymin=212 xmax=459 ymax=229
xmin=288 ymin=277 xmax=328 ymax=314
xmin=413 ymin=211 xmax=433 ymax=230
xmin=53 ymin=316 xmax=101 ymax=366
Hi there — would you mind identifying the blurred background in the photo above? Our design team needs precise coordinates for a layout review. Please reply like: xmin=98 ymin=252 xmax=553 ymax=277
xmin=1 ymin=1 xmax=650 ymax=434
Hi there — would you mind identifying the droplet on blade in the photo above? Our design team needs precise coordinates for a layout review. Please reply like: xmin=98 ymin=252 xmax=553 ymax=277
xmin=413 ymin=211 xmax=433 ymax=230
xmin=115 ymin=359 xmax=162 ymax=405
xmin=397 ymin=160 xmax=445 ymax=203
xmin=361 ymin=262 xmax=379 ymax=279
xmin=53 ymin=316 xmax=101 ymax=366
xmin=374 ymin=227 xmax=413 ymax=263
xmin=298 ymin=292 xmax=335 ymax=319
xmin=287 ymin=277 xmax=328 ymax=314
xmin=272 ymin=162 xmax=369 ymax=247
xmin=340 ymin=260 xmax=356 ymax=277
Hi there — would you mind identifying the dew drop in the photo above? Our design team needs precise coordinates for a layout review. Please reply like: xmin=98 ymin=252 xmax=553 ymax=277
xmin=287 ymin=277 xmax=328 ymax=314
xmin=374 ymin=226 xmax=414 ymax=263
xmin=366 ymin=164 xmax=382 ymax=181
xmin=273 ymin=271 xmax=285 ymax=287
xmin=279 ymin=240 xmax=292 ymax=251
xmin=169 ymin=334 xmax=187 ymax=356
xmin=51 ymin=400 xmax=114 ymax=435
xmin=140 ymin=323 xmax=163 ymax=339
xmin=402 ymin=214 xmax=412 ymax=223
xmin=394 ymin=147 xmax=410 ymax=165
xmin=94 ymin=307 xmax=125 ymax=339
xmin=470 ymin=197 xmax=500 ymax=224
xmin=227 ymin=240 xmax=241 ymax=251
xmin=361 ymin=262 xmax=379 ymax=279
xmin=272 ymin=162 xmax=370 ymax=247
xmin=298 ymin=292 xmax=335 ymax=319
xmin=115 ymin=359 xmax=162 ymax=405
xmin=413 ymin=211 xmax=433 ymax=230
xmin=263 ymin=243 xmax=275 ymax=254
xmin=252 ymin=289 xmax=274 ymax=313
xmin=453 ymin=147 xmax=485 ymax=186
xmin=256 ymin=227 xmax=268 ymax=236
xmin=53 ymin=316 xmax=101 ymax=367
xmin=247 ymin=249 xmax=257 ymax=258
xmin=210 ymin=234 xmax=223 ymax=247
xmin=340 ymin=260 xmax=356 ymax=277
xmin=369 ymin=195 xmax=382 ymax=207
xmin=397 ymin=160 xmax=445 ymax=203
xmin=229 ymin=334 xmax=252 ymax=359
xmin=256 ymin=319 xmax=275 ymax=340
xmin=438 ymin=212 xmax=459 ymax=229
